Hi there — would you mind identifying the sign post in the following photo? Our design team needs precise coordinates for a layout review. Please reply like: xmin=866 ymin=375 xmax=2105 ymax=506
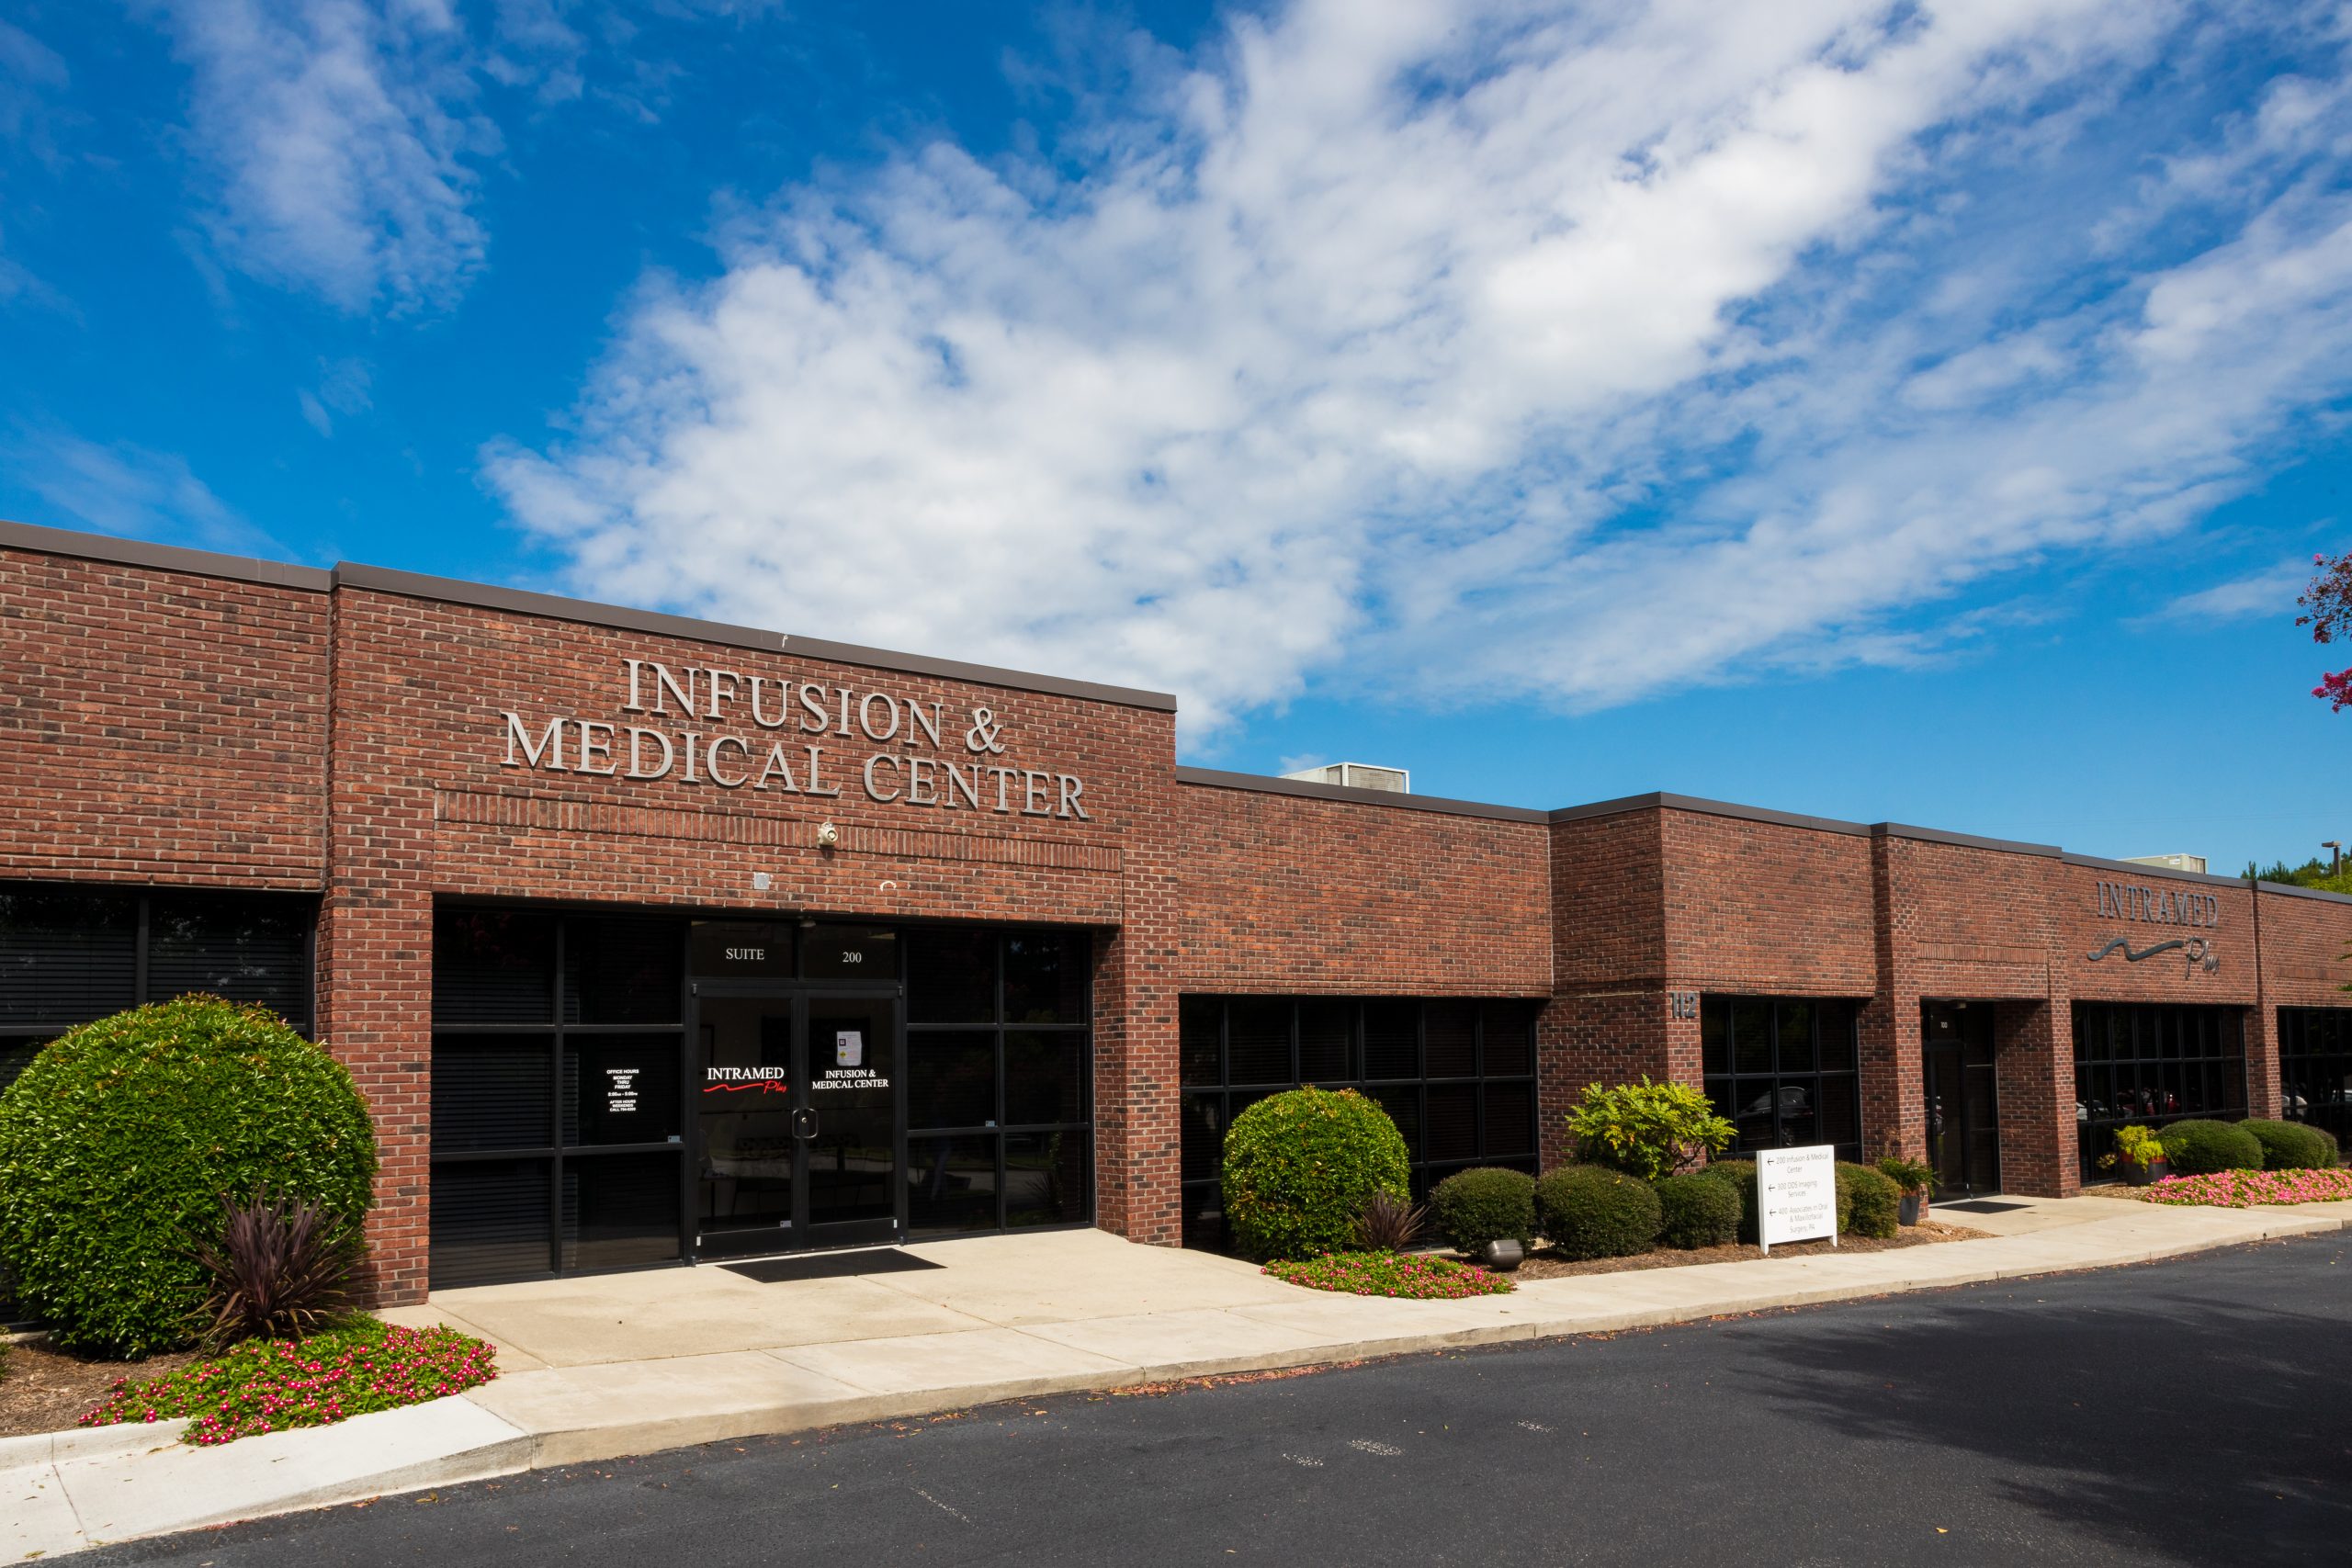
xmin=1755 ymin=1145 xmax=1838 ymax=1255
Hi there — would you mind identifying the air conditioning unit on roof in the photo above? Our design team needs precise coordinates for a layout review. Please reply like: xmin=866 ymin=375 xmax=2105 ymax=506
xmin=1280 ymin=761 xmax=1410 ymax=794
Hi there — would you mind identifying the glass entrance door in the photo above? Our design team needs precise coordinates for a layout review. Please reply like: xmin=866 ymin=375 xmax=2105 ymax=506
xmin=694 ymin=988 xmax=902 ymax=1258
xmin=1922 ymin=1001 xmax=1999 ymax=1199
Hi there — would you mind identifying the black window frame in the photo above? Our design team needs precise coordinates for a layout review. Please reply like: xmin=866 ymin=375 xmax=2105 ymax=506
xmin=1175 ymin=995 xmax=1542 ymax=1253
xmin=2278 ymin=1007 xmax=2352 ymax=1153
xmin=903 ymin=927 xmax=1094 ymax=1238
xmin=1700 ymin=994 xmax=1865 ymax=1163
xmin=429 ymin=906 xmax=690 ymax=1288
xmin=2072 ymin=1002 xmax=2247 ymax=1181
xmin=0 ymin=880 xmax=317 ymax=1092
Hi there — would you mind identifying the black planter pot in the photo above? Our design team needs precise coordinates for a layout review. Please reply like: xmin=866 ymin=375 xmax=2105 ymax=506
xmin=2122 ymin=1158 xmax=2170 ymax=1187
xmin=1898 ymin=1193 xmax=1923 ymax=1227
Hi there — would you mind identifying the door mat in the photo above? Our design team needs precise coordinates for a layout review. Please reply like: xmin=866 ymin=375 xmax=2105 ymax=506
xmin=1936 ymin=1200 xmax=2030 ymax=1213
xmin=721 ymin=1249 xmax=945 ymax=1283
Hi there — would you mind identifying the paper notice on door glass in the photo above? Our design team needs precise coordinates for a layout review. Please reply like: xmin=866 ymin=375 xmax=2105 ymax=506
xmin=835 ymin=1031 xmax=863 ymax=1067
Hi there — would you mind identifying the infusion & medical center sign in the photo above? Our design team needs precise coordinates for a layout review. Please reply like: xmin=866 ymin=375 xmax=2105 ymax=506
xmin=496 ymin=657 xmax=1091 ymax=820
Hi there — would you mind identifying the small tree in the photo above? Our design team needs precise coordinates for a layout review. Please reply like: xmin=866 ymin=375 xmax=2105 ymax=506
xmin=1564 ymin=1077 xmax=1736 ymax=1181
xmin=2296 ymin=550 xmax=2352 ymax=709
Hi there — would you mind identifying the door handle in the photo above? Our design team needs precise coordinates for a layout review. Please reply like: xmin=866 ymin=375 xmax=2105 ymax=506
xmin=791 ymin=1107 xmax=820 ymax=1141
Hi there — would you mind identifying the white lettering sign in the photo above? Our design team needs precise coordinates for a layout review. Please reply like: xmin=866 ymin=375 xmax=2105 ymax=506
xmin=1756 ymin=1145 xmax=1838 ymax=1254
xmin=497 ymin=660 xmax=1090 ymax=819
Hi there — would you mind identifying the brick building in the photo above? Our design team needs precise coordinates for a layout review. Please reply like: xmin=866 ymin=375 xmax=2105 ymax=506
xmin=3 ymin=518 xmax=2347 ymax=1304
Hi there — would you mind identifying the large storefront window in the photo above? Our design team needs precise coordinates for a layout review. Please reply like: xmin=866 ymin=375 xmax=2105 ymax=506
xmin=2277 ymin=1008 xmax=2352 ymax=1153
xmin=429 ymin=908 xmax=688 ymax=1288
xmin=429 ymin=907 xmax=1093 ymax=1286
xmin=904 ymin=928 xmax=1092 ymax=1237
xmin=1176 ymin=996 xmax=1541 ymax=1251
xmin=2073 ymin=1003 xmax=2247 ymax=1181
xmin=0 ymin=882 xmax=315 ymax=1091
xmin=1701 ymin=996 xmax=1864 ymax=1161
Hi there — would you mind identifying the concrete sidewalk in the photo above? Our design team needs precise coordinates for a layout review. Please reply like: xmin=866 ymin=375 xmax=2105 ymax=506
xmin=7 ymin=1195 xmax=2346 ymax=1558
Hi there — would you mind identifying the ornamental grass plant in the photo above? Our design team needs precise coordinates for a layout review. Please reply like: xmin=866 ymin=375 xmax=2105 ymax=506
xmin=80 ymin=1317 xmax=497 ymax=1445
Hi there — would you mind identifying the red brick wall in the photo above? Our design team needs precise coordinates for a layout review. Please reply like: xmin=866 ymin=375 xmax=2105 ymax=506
xmin=2250 ymin=886 xmax=2352 ymax=1119
xmin=319 ymin=584 xmax=1182 ymax=1298
xmin=1870 ymin=837 xmax=2064 ymax=1181
xmin=1542 ymin=809 xmax=1668 ymax=1167
xmin=1173 ymin=784 xmax=1550 ymax=995
xmin=1661 ymin=811 xmax=1876 ymax=994
xmin=28 ymin=535 xmax=2352 ymax=1279
xmin=0 ymin=548 xmax=328 ymax=888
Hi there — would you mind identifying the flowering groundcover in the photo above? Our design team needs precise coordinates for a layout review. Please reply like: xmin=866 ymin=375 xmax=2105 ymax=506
xmin=1263 ymin=1250 xmax=1512 ymax=1298
xmin=80 ymin=1317 xmax=497 ymax=1446
xmin=2145 ymin=1168 xmax=2352 ymax=1208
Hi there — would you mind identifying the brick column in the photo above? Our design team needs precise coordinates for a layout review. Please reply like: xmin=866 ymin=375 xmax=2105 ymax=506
xmin=1537 ymin=989 xmax=1670 ymax=1168
xmin=1994 ymin=997 xmax=2079 ymax=1197
xmin=1862 ymin=832 xmax=1928 ymax=1160
xmin=2245 ymin=896 xmax=2281 ymax=1116
xmin=1091 ymin=734 xmax=1182 ymax=1246
xmin=320 ymin=588 xmax=439 ymax=1306
xmin=1090 ymin=918 xmax=1180 ymax=1244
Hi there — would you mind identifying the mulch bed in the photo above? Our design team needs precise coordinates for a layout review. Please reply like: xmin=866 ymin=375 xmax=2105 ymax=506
xmin=1508 ymin=1220 xmax=1990 ymax=1280
xmin=0 ymin=1338 xmax=197 ymax=1438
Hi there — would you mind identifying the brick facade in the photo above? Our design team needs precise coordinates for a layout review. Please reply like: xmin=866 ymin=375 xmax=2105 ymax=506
xmin=5 ymin=519 xmax=2351 ymax=1298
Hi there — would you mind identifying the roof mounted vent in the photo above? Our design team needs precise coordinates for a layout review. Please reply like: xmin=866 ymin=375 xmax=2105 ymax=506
xmin=2123 ymin=853 xmax=2206 ymax=874
xmin=1280 ymin=761 xmax=1410 ymax=795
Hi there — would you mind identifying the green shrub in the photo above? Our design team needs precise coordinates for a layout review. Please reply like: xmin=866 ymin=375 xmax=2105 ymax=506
xmin=2239 ymin=1119 xmax=2339 ymax=1171
xmin=2157 ymin=1119 xmax=2265 ymax=1177
xmin=1837 ymin=1162 xmax=1900 ymax=1239
xmin=1221 ymin=1088 xmax=1410 ymax=1262
xmin=1693 ymin=1158 xmax=1759 ymax=1242
xmin=1654 ymin=1171 xmax=1741 ymax=1248
xmin=1534 ymin=1165 xmax=1662 ymax=1259
xmin=0 ymin=998 xmax=378 ymax=1357
xmin=1429 ymin=1168 xmax=1537 ymax=1254
xmin=1874 ymin=1155 xmax=1935 ymax=1195
xmin=1564 ymin=1077 xmax=1736 ymax=1181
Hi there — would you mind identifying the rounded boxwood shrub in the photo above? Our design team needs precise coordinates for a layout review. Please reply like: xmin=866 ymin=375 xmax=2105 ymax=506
xmin=1836 ymin=1162 xmax=1900 ymax=1240
xmin=1534 ymin=1165 xmax=1662 ymax=1260
xmin=2239 ymin=1118 xmax=2339 ymax=1171
xmin=2158 ymin=1119 xmax=2265 ymax=1177
xmin=1693 ymin=1158 xmax=1759 ymax=1242
xmin=0 ymin=998 xmax=378 ymax=1357
xmin=1654 ymin=1171 xmax=1741 ymax=1248
xmin=1222 ymin=1088 xmax=1410 ymax=1262
xmin=1430 ymin=1167 xmax=1537 ymax=1255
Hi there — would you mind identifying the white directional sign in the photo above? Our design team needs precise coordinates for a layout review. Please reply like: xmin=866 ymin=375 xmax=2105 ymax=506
xmin=1755 ymin=1145 xmax=1838 ymax=1255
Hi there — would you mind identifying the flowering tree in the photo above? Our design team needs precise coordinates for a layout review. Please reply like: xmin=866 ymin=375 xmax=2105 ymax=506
xmin=2298 ymin=551 xmax=2352 ymax=710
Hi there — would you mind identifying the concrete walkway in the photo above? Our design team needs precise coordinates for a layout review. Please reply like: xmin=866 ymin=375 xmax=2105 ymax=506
xmin=7 ymin=1195 xmax=2346 ymax=1558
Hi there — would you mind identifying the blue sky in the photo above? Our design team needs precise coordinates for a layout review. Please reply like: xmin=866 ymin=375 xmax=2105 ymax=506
xmin=3 ymin=1 xmax=2350 ymax=873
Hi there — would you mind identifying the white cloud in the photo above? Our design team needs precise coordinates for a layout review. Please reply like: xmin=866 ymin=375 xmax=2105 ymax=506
xmin=491 ymin=0 xmax=2352 ymax=730
xmin=2160 ymin=559 xmax=2315 ymax=622
xmin=299 ymin=355 xmax=374 ymax=435
xmin=143 ymin=0 xmax=495 ymax=311
xmin=10 ymin=434 xmax=283 ymax=558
